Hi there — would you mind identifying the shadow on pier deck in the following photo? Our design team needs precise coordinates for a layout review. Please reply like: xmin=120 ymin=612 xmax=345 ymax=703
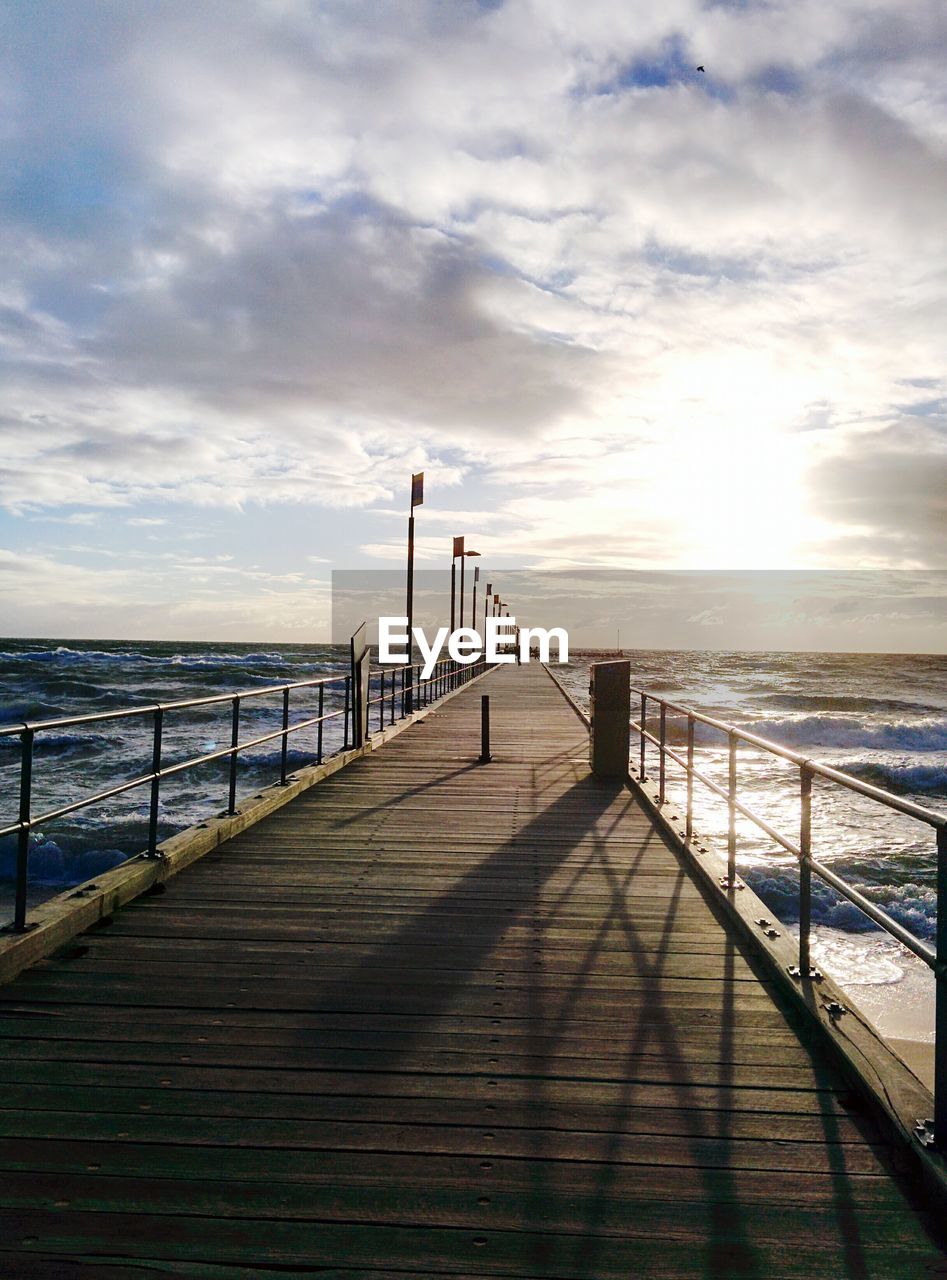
xmin=0 ymin=664 xmax=944 ymax=1277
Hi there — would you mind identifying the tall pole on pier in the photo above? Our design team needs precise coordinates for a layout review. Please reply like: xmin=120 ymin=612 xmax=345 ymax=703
xmin=406 ymin=472 xmax=423 ymax=712
xmin=471 ymin=565 xmax=480 ymax=633
xmin=461 ymin=549 xmax=480 ymax=628
xmin=451 ymin=536 xmax=463 ymax=632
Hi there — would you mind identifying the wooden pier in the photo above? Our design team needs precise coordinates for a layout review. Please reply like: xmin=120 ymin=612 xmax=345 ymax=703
xmin=0 ymin=663 xmax=944 ymax=1276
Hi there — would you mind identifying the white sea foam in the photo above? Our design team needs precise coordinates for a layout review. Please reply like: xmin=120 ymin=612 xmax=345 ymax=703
xmin=741 ymin=714 xmax=947 ymax=752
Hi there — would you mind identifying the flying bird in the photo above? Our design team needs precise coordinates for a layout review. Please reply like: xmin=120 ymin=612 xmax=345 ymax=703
xmin=696 ymin=65 xmax=705 ymax=72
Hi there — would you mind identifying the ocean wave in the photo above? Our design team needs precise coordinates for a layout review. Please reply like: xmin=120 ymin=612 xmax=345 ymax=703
xmin=839 ymin=761 xmax=947 ymax=798
xmin=0 ymin=731 xmax=114 ymax=760
xmin=740 ymin=715 xmax=947 ymax=753
xmin=168 ymin=651 xmax=288 ymax=668
xmin=0 ymin=700 xmax=62 ymax=726
xmin=747 ymin=869 xmax=936 ymax=941
xmin=0 ymin=646 xmax=317 ymax=671
xmin=0 ymin=647 xmax=138 ymax=665
xmin=758 ymin=693 xmax=940 ymax=716
xmin=236 ymin=747 xmax=320 ymax=772
xmin=38 ymin=678 xmax=128 ymax=702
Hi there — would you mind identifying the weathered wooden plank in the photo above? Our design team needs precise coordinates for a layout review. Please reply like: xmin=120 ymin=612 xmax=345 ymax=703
xmin=0 ymin=1037 xmax=843 ymax=1089
xmin=0 ymin=1017 xmax=821 ymax=1066
xmin=0 ymin=1088 xmax=880 ymax=1143
xmin=0 ymin=1060 xmax=873 ymax=1116
xmin=0 ymin=1209 xmax=943 ymax=1279
xmin=0 ymin=1113 xmax=891 ymax=1173
xmin=2 ymin=1169 xmax=936 ymax=1239
xmin=0 ymin=1152 xmax=912 ymax=1207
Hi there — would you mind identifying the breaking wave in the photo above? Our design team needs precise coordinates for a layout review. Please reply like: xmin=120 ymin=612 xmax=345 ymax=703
xmin=839 ymin=760 xmax=947 ymax=798
xmin=0 ymin=732 xmax=113 ymax=760
xmin=739 ymin=715 xmax=947 ymax=753
xmin=748 ymin=869 xmax=937 ymax=942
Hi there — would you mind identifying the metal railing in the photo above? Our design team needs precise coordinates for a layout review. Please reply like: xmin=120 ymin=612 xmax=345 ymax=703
xmin=631 ymin=683 xmax=947 ymax=1144
xmin=0 ymin=654 xmax=484 ymax=936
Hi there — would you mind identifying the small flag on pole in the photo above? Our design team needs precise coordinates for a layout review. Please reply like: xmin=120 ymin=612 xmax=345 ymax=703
xmin=411 ymin=472 xmax=424 ymax=509
xmin=453 ymin=535 xmax=465 ymax=557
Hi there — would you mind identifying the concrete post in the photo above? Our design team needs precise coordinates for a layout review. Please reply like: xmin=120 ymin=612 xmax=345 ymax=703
xmin=590 ymin=660 xmax=631 ymax=780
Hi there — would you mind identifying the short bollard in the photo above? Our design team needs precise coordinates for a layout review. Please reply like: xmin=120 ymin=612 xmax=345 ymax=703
xmin=480 ymin=695 xmax=492 ymax=764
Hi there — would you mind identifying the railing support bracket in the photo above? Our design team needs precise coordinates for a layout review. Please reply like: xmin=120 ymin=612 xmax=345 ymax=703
xmin=915 ymin=1118 xmax=936 ymax=1148
xmin=788 ymin=964 xmax=823 ymax=982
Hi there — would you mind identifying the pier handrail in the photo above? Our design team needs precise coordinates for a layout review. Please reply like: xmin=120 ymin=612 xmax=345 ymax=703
xmin=0 ymin=655 xmax=480 ymax=934
xmin=632 ymin=681 xmax=947 ymax=1144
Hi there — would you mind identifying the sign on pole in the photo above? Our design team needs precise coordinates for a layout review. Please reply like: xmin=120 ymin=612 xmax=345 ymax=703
xmin=411 ymin=472 xmax=424 ymax=509
xmin=453 ymin=535 xmax=465 ymax=558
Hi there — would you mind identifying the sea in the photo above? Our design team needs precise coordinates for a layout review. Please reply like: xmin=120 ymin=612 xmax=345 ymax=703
xmin=1 ymin=639 xmax=945 ymax=1037
xmin=0 ymin=640 xmax=350 ymax=915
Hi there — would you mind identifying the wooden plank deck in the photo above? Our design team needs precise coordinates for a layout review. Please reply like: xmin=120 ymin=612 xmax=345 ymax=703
xmin=0 ymin=662 xmax=943 ymax=1277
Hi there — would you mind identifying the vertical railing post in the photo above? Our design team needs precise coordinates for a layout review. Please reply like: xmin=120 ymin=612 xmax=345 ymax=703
xmin=227 ymin=696 xmax=240 ymax=815
xmin=378 ymin=670 xmax=385 ymax=733
xmin=639 ymin=693 xmax=647 ymax=780
xmin=390 ymin=671 xmax=396 ymax=725
xmin=279 ymin=687 xmax=290 ymax=785
xmin=147 ymin=708 xmax=163 ymax=855
xmin=480 ymin=695 xmax=491 ymax=764
xmin=343 ymin=675 xmax=351 ymax=749
xmin=658 ymin=703 xmax=667 ymax=805
xmin=727 ymin=730 xmax=737 ymax=886
xmin=317 ymin=684 xmax=324 ymax=764
xmin=12 ymin=728 xmax=34 ymax=933
xmin=685 ymin=715 xmax=695 ymax=842
xmin=799 ymin=765 xmax=813 ymax=975
xmin=935 ymin=827 xmax=947 ymax=1150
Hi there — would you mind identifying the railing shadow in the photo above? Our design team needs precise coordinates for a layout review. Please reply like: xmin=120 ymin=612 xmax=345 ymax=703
xmin=283 ymin=756 xmax=892 ymax=1275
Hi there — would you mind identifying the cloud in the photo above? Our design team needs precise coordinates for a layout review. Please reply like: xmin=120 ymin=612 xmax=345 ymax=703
xmin=92 ymin=197 xmax=597 ymax=437
xmin=0 ymin=0 xmax=944 ymax=582
xmin=0 ymin=546 xmax=330 ymax=638
xmin=808 ymin=419 xmax=947 ymax=566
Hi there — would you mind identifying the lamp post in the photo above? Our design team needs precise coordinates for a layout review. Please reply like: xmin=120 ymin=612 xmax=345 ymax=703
xmin=471 ymin=566 xmax=480 ymax=635
xmin=405 ymin=473 xmax=423 ymax=710
xmin=460 ymin=549 xmax=480 ymax=628
xmin=451 ymin=536 xmax=464 ymax=633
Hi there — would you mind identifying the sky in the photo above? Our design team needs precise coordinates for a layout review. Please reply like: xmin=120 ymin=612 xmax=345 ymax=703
xmin=0 ymin=0 xmax=945 ymax=645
